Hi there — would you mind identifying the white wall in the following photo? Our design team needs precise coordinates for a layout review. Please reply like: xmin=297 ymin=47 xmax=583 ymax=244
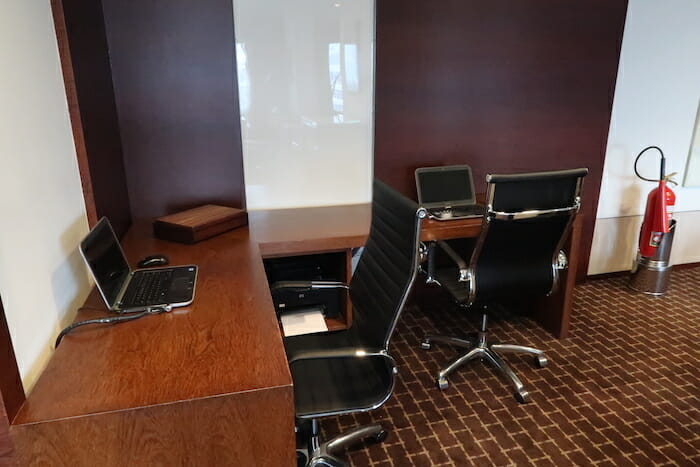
xmin=589 ymin=0 xmax=700 ymax=274
xmin=0 ymin=1 xmax=91 ymax=391
xmin=232 ymin=0 xmax=374 ymax=210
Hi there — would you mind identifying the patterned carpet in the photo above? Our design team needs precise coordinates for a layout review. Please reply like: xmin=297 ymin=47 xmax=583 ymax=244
xmin=322 ymin=267 xmax=700 ymax=466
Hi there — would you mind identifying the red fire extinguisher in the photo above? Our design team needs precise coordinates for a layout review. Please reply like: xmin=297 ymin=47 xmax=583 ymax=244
xmin=635 ymin=146 xmax=676 ymax=258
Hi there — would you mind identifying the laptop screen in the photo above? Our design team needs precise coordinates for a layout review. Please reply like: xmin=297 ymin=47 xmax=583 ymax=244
xmin=80 ymin=218 xmax=131 ymax=308
xmin=416 ymin=166 xmax=475 ymax=205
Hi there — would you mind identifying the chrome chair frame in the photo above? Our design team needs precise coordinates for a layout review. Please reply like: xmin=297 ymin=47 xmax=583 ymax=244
xmin=422 ymin=170 xmax=584 ymax=403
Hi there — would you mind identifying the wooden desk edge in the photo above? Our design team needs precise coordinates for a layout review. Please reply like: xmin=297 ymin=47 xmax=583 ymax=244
xmin=259 ymin=235 xmax=367 ymax=258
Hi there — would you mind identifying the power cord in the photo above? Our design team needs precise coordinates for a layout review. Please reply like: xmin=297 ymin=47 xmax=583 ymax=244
xmin=55 ymin=306 xmax=171 ymax=348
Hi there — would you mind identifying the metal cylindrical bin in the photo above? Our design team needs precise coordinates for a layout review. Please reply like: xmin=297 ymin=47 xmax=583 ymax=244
xmin=630 ymin=220 xmax=676 ymax=295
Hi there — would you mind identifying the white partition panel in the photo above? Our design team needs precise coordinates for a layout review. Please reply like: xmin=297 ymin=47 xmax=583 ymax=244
xmin=589 ymin=0 xmax=700 ymax=273
xmin=0 ymin=0 xmax=91 ymax=390
xmin=233 ymin=0 xmax=374 ymax=210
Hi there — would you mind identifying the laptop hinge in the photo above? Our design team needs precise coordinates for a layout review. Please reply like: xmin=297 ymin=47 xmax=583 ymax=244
xmin=114 ymin=271 xmax=136 ymax=311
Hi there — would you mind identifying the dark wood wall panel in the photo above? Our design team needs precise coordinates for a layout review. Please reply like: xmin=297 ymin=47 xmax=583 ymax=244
xmin=101 ymin=0 xmax=245 ymax=219
xmin=0 ymin=396 xmax=14 ymax=466
xmin=0 ymin=301 xmax=19 ymax=466
xmin=54 ymin=0 xmax=132 ymax=237
xmin=374 ymin=0 xmax=627 ymax=277
xmin=0 ymin=296 xmax=23 ymax=423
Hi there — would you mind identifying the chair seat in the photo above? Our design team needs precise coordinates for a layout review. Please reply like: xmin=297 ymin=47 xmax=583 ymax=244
xmin=284 ymin=326 xmax=394 ymax=418
xmin=289 ymin=355 xmax=394 ymax=418
xmin=284 ymin=323 xmax=393 ymax=418
xmin=284 ymin=325 xmax=359 ymax=360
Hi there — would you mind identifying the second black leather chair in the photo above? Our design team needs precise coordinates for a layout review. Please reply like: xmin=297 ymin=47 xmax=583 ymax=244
xmin=422 ymin=168 xmax=588 ymax=403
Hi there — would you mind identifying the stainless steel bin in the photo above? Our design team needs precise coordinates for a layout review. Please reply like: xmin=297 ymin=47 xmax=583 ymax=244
xmin=629 ymin=219 xmax=676 ymax=295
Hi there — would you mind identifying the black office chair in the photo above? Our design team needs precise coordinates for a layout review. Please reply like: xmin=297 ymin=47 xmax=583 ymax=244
xmin=277 ymin=179 xmax=426 ymax=466
xmin=421 ymin=168 xmax=588 ymax=403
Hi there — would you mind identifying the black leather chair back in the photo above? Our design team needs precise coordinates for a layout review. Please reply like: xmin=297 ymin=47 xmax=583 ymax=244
xmin=470 ymin=169 xmax=588 ymax=304
xmin=350 ymin=180 xmax=424 ymax=350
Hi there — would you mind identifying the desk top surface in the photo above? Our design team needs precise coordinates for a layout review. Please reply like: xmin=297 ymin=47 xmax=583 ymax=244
xmin=14 ymin=203 xmax=480 ymax=425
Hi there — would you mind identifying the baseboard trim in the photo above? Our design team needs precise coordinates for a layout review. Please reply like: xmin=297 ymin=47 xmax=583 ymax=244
xmin=586 ymin=270 xmax=630 ymax=281
xmin=671 ymin=261 xmax=700 ymax=270
xmin=586 ymin=261 xmax=700 ymax=281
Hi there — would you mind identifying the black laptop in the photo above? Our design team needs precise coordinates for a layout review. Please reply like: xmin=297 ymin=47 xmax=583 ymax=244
xmin=80 ymin=217 xmax=198 ymax=313
xmin=415 ymin=165 xmax=485 ymax=220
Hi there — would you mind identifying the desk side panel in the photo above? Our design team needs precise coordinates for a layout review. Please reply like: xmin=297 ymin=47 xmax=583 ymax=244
xmin=12 ymin=386 xmax=295 ymax=467
xmin=420 ymin=217 xmax=482 ymax=242
xmin=0 ymin=397 xmax=15 ymax=466
xmin=534 ymin=214 xmax=583 ymax=338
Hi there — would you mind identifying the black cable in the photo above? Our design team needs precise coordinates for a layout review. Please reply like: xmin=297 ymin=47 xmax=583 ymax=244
xmin=55 ymin=306 xmax=170 ymax=348
xmin=634 ymin=145 xmax=665 ymax=182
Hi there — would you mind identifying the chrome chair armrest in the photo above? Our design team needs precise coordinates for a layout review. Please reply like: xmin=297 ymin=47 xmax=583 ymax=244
xmin=555 ymin=250 xmax=568 ymax=270
xmin=436 ymin=240 xmax=470 ymax=282
xmin=270 ymin=281 xmax=349 ymax=293
xmin=420 ymin=241 xmax=440 ymax=284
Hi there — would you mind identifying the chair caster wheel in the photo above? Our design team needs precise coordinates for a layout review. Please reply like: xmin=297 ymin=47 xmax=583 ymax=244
xmin=514 ymin=390 xmax=531 ymax=404
xmin=534 ymin=355 xmax=548 ymax=368
xmin=420 ymin=340 xmax=431 ymax=350
xmin=374 ymin=430 xmax=389 ymax=443
xmin=437 ymin=377 xmax=449 ymax=390
xmin=296 ymin=450 xmax=307 ymax=467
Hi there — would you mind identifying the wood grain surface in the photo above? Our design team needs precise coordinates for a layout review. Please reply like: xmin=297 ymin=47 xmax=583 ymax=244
xmin=155 ymin=205 xmax=247 ymax=230
xmin=420 ymin=216 xmax=482 ymax=242
xmin=12 ymin=221 xmax=295 ymax=465
xmin=13 ymin=386 xmax=294 ymax=466
xmin=13 ymin=223 xmax=291 ymax=425
xmin=0 ymin=395 xmax=15 ymax=466
xmin=10 ymin=205 xmax=580 ymax=464
xmin=373 ymin=0 xmax=628 ymax=280
xmin=53 ymin=0 xmax=132 ymax=236
xmin=50 ymin=0 xmax=96 ymax=228
xmin=153 ymin=205 xmax=248 ymax=244
xmin=250 ymin=204 xmax=372 ymax=257
xmin=0 ymin=297 xmax=23 ymax=423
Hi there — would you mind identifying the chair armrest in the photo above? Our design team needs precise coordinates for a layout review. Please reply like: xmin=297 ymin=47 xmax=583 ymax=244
xmin=555 ymin=250 xmax=568 ymax=270
xmin=436 ymin=241 xmax=470 ymax=282
xmin=270 ymin=281 xmax=349 ymax=293
xmin=288 ymin=347 xmax=395 ymax=366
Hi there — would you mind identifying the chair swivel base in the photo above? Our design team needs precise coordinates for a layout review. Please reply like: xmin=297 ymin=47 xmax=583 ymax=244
xmin=298 ymin=421 xmax=388 ymax=467
xmin=421 ymin=332 xmax=547 ymax=403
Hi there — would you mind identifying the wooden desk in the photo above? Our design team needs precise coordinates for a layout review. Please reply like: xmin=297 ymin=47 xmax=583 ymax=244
xmin=10 ymin=204 xmax=580 ymax=465
xmin=12 ymin=223 xmax=296 ymax=466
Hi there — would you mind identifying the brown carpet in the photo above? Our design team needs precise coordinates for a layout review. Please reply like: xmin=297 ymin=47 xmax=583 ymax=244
xmin=323 ymin=267 xmax=700 ymax=466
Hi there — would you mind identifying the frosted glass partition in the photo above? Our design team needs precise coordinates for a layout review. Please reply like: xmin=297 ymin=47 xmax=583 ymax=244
xmin=683 ymin=101 xmax=700 ymax=187
xmin=233 ymin=0 xmax=374 ymax=210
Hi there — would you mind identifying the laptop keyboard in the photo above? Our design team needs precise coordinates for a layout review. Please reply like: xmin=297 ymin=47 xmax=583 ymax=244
xmin=122 ymin=270 xmax=173 ymax=307
xmin=432 ymin=207 xmax=454 ymax=217
xmin=429 ymin=205 xmax=484 ymax=219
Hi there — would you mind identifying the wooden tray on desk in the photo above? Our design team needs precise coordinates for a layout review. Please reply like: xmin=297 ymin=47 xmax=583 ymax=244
xmin=154 ymin=204 xmax=247 ymax=244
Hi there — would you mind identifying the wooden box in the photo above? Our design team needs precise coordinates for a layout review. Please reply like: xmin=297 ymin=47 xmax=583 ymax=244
xmin=153 ymin=205 xmax=248 ymax=244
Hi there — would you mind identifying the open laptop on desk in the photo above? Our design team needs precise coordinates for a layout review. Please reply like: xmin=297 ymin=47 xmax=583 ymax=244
xmin=80 ymin=217 xmax=198 ymax=313
xmin=415 ymin=165 xmax=485 ymax=220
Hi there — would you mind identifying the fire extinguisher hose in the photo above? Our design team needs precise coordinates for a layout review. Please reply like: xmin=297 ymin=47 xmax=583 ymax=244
xmin=634 ymin=145 xmax=665 ymax=182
